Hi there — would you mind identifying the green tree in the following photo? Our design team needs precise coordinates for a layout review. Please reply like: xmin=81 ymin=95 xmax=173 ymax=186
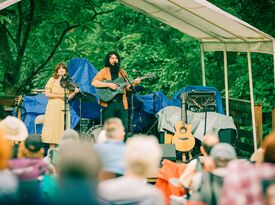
xmin=0 ymin=0 xmax=113 ymax=95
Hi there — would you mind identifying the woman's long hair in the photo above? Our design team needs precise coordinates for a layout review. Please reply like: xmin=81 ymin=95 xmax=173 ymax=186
xmin=52 ymin=62 xmax=69 ymax=79
xmin=104 ymin=51 xmax=121 ymax=67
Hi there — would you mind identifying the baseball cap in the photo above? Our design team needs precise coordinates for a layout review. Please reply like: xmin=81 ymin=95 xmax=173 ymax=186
xmin=24 ymin=134 xmax=43 ymax=152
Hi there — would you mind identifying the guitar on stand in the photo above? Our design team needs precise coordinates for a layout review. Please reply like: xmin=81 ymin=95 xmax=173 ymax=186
xmin=172 ymin=93 xmax=195 ymax=162
xmin=96 ymin=73 xmax=155 ymax=102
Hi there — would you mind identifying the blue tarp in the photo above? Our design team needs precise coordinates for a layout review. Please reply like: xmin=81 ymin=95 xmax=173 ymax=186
xmin=134 ymin=91 xmax=173 ymax=115
xmin=19 ymin=94 xmax=79 ymax=134
xmin=131 ymin=91 xmax=173 ymax=132
xmin=68 ymin=58 xmax=100 ymax=119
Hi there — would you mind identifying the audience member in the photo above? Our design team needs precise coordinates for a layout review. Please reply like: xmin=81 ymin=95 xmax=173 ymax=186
xmin=0 ymin=116 xmax=28 ymax=158
xmin=0 ymin=129 xmax=18 ymax=204
xmin=44 ymin=129 xmax=79 ymax=168
xmin=54 ymin=142 xmax=102 ymax=205
xmin=199 ymin=133 xmax=219 ymax=171
xmin=99 ymin=135 xmax=165 ymax=205
xmin=94 ymin=118 xmax=126 ymax=180
xmin=9 ymin=134 xmax=48 ymax=181
xmin=220 ymin=131 xmax=275 ymax=205
xmin=190 ymin=143 xmax=236 ymax=205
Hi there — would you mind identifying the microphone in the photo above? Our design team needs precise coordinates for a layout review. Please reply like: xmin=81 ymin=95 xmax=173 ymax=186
xmin=61 ymin=74 xmax=67 ymax=78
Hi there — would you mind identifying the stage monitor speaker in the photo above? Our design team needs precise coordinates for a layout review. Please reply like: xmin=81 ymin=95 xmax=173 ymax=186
xmin=218 ymin=128 xmax=237 ymax=145
xmin=159 ymin=144 xmax=176 ymax=163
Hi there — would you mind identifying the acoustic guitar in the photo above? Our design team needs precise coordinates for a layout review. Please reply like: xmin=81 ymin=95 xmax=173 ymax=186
xmin=96 ymin=73 xmax=155 ymax=102
xmin=172 ymin=93 xmax=195 ymax=152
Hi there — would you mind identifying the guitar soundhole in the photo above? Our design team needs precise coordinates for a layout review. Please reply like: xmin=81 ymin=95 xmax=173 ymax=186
xmin=180 ymin=127 xmax=187 ymax=134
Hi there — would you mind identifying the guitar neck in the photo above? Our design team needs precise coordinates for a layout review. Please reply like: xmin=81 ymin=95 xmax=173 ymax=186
xmin=120 ymin=75 xmax=152 ymax=86
xmin=181 ymin=94 xmax=186 ymax=127
xmin=139 ymin=75 xmax=150 ymax=80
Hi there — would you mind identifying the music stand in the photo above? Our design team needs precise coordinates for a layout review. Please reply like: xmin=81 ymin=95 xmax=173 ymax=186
xmin=75 ymin=92 xmax=97 ymax=134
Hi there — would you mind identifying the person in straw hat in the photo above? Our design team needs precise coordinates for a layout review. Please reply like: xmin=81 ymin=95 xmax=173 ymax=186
xmin=0 ymin=116 xmax=28 ymax=158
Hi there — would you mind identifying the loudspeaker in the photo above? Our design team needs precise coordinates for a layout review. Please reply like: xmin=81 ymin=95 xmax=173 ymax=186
xmin=218 ymin=128 xmax=237 ymax=145
xmin=159 ymin=144 xmax=176 ymax=163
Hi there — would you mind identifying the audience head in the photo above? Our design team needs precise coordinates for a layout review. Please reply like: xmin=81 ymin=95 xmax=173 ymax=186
xmin=201 ymin=133 xmax=219 ymax=156
xmin=0 ymin=116 xmax=28 ymax=142
xmin=0 ymin=129 xmax=12 ymax=169
xmin=17 ymin=134 xmax=44 ymax=159
xmin=210 ymin=143 xmax=236 ymax=168
xmin=125 ymin=135 xmax=162 ymax=177
xmin=104 ymin=118 xmax=125 ymax=141
xmin=59 ymin=129 xmax=80 ymax=149
xmin=62 ymin=129 xmax=79 ymax=142
xmin=262 ymin=131 xmax=275 ymax=163
xmin=59 ymin=142 xmax=102 ymax=180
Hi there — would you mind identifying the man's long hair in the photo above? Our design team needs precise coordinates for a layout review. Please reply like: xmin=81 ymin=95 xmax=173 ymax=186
xmin=104 ymin=51 xmax=121 ymax=67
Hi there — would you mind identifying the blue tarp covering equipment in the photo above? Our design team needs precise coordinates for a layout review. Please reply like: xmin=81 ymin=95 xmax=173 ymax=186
xmin=19 ymin=94 xmax=79 ymax=134
xmin=67 ymin=58 xmax=100 ymax=119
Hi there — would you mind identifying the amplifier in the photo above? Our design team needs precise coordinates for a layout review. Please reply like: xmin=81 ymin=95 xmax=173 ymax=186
xmin=186 ymin=91 xmax=217 ymax=112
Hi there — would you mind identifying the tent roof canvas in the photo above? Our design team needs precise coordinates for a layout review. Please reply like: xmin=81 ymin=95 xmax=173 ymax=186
xmin=118 ymin=0 xmax=275 ymax=54
xmin=0 ymin=0 xmax=20 ymax=10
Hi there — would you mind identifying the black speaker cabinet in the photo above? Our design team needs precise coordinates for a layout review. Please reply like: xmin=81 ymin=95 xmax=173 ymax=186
xmin=159 ymin=144 xmax=176 ymax=162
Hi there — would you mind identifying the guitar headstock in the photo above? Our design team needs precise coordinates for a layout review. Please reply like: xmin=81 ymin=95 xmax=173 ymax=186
xmin=141 ymin=72 xmax=156 ymax=80
xmin=180 ymin=92 xmax=185 ymax=104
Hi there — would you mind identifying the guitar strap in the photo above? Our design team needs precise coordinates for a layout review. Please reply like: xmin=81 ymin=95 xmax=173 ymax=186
xmin=118 ymin=69 xmax=128 ymax=82
xmin=118 ymin=69 xmax=137 ymax=93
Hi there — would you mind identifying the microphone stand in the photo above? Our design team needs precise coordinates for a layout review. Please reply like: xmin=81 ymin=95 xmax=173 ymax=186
xmin=63 ymin=87 xmax=68 ymax=131
xmin=119 ymin=69 xmax=137 ymax=133
xmin=60 ymin=75 xmax=69 ymax=131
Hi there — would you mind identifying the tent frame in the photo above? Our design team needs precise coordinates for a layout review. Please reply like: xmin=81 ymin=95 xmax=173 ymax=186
xmin=200 ymin=41 xmax=275 ymax=152
xmin=118 ymin=0 xmax=275 ymax=152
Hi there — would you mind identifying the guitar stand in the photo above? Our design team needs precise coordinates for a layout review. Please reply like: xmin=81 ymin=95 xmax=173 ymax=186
xmin=146 ymin=118 xmax=159 ymax=135
xmin=181 ymin=152 xmax=193 ymax=163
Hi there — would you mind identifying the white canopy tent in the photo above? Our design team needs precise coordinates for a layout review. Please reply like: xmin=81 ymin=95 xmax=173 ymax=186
xmin=0 ymin=0 xmax=20 ymax=10
xmin=118 ymin=0 xmax=275 ymax=151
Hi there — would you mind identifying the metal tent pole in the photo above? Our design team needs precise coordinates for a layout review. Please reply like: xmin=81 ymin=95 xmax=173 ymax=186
xmin=247 ymin=50 xmax=257 ymax=152
xmin=201 ymin=43 xmax=206 ymax=86
xmin=224 ymin=50 xmax=229 ymax=116
xmin=273 ymin=41 xmax=275 ymax=96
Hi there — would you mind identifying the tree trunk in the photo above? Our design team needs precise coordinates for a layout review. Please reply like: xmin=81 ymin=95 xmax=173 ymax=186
xmin=0 ymin=23 xmax=18 ymax=95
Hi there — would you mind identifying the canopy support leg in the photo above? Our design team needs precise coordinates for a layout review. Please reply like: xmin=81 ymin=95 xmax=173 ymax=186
xmin=247 ymin=51 xmax=257 ymax=152
xmin=223 ymin=50 xmax=229 ymax=116
xmin=201 ymin=43 xmax=206 ymax=86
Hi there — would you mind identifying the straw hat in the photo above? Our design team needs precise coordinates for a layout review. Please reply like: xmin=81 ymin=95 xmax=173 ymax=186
xmin=0 ymin=116 xmax=28 ymax=141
